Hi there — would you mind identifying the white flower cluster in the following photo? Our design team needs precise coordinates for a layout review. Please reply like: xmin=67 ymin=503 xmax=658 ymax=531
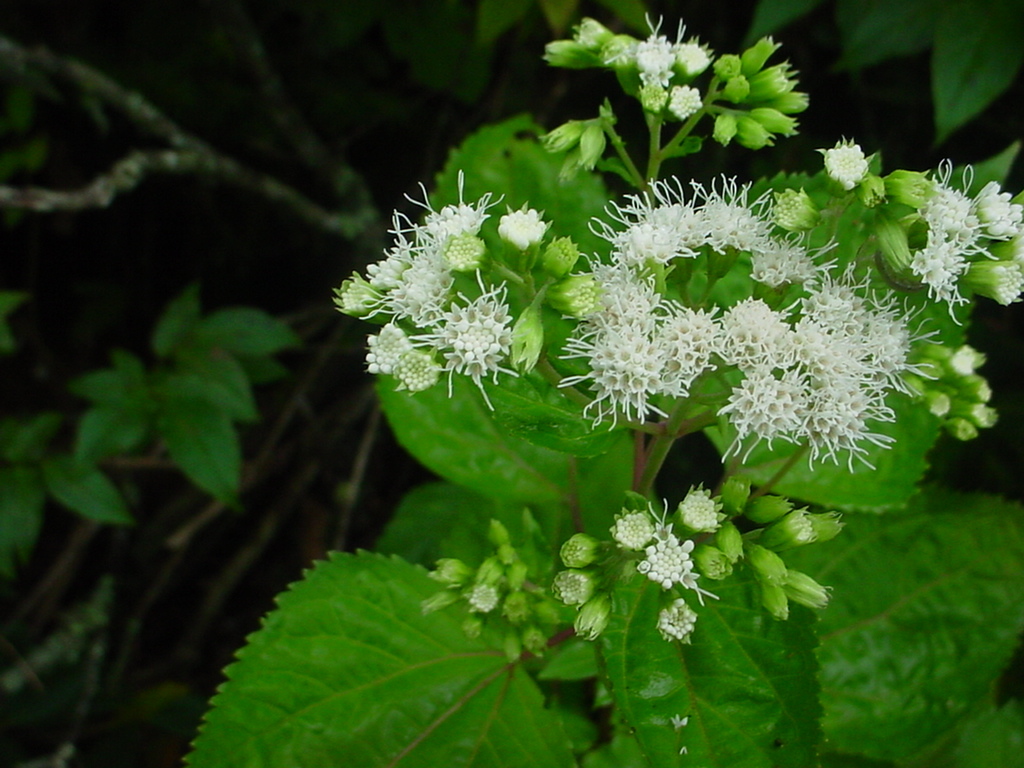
xmin=618 ymin=20 xmax=712 ymax=90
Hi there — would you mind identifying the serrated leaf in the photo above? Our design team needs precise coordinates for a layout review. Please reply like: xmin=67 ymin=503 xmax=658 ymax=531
xmin=170 ymin=350 xmax=260 ymax=422
xmin=538 ymin=638 xmax=600 ymax=681
xmin=41 ymin=454 xmax=132 ymax=525
xmin=601 ymin=569 xmax=821 ymax=768
xmin=377 ymin=376 xmax=572 ymax=505
xmin=0 ymin=411 xmax=63 ymax=463
xmin=933 ymin=0 xmax=1024 ymax=142
xmin=74 ymin=404 xmax=151 ymax=462
xmin=156 ymin=394 xmax=240 ymax=504
xmin=152 ymin=283 xmax=202 ymax=358
xmin=746 ymin=0 xmax=828 ymax=41
xmin=187 ymin=552 xmax=575 ymax=768
xmin=193 ymin=307 xmax=299 ymax=358
xmin=786 ymin=488 xmax=1024 ymax=761
xmin=0 ymin=465 xmax=46 ymax=578
xmin=835 ymin=0 xmax=936 ymax=69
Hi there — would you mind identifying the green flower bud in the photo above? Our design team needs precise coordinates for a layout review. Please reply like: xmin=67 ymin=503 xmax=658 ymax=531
xmin=722 ymin=75 xmax=751 ymax=103
xmin=510 ymin=305 xmax=544 ymax=373
xmin=958 ymin=373 xmax=992 ymax=403
xmin=429 ymin=558 xmax=473 ymax=587
xmin=503 ymin=591 xmax=531 ymax=624
xmin=713 ymin=112 xmax=737 ymax=146
xmin=522 ymin=626 xmax=548 ymax=656
xmin=719 ymin=476 xmax=751 ymax=515
xmin=574 ymin=594 xmax=611 ymax=641
xmin=759 ymin=508 xmax=816 ymax=551
xmin=602 ymin=35 xmax=640 ymax=71
xmin=462 ymin=616 xmax=483 ymax=639
xmin=579 ymin=123 xmax=607 ymax=170
xmin=747 ymin=62 xmax=798 ymax=101
xmin=497 ymin=543 xmax=517 ymax=566
xmin=884 ymin=169 xmax=934 ymax=208
xmin=782 ymin=569 xmax=830 ymax=609
xmin=443 ymin=233 xmax=486 ymax=272
xmin=874 ymin=213 xmax=914 ymax=276
xmin=759 ymin=581 xmax=790 ymax=620
xmin=533 ymin=600 xmax=560 ymax=626
xmin=488 ymin=518 xmax=511 ymax=547
xmin=741 ymin=36 xmax=782 ymax=76
xmin=735 ymin=115 xmax=773 ymax=149
xmin=693 ymin=544 xmax=733 ymax=580
xmin=640 ymin=83 xmax=669 ymax=113
xmin=507 ymin=560 xmax=528 ymax=590
xmin=857 ymin=174 xmax=887 ymax=208
xmin=552 ymin=569 xmax=596 ymax=606
xmin=541 ymin=236 xmax=580 ymax=278
xmin=543 ymin=39 xmax=604 ymax=69
xmin=962 ymin=260 xmax=1024 ymax=305
xmin=749 ymin=107 xmax=798 ymax=136
xmin=547 ymin=274 xmax=602 ymax=317
xmin=542 ymin=120 xmax=586 ymax=153
xmin=746 ymin=542 xmax=788 ymax=586
xmin=421 ymin=589 xmax=461 ymax=614
xmin=949 ymin=345 xmax=986 ymax=375
xmin=925 ymin=390 xmax=952 ymax=417
xmin=333 ymin=273 xmax=382 ymax=318
xmin=503 ymin=630 xmax=523 ymax=662
xmin=765 ymin=90 xmax=809 ymax=114
xmin=393 ymin=349 xmax=441 ymax=393
xmin=945 ymin=416 xmax=979 ymax=441
xmin=715 ymin=521 xmax=744 ymax=563
xmin=476 ymin=555 xmax=504 ymax=586
xmin=466 ymin=582 xmax=501 ymax=613
xmin=808 ymin=511 xmax=844 ymax=543
xmin=713 ymin=54 xmax=742 ymax=80
xmin=745 ymin=494 xmax=792 ymax=524
xmin=772 ymin=188 xmax=819 ymax=232
xmin=560 ymin=533 xmax=602 ymax=568
xmin=952 ymin=401 xmax=998 ymax=428
xmin=574 ymin=18 xmax=614 ymax=51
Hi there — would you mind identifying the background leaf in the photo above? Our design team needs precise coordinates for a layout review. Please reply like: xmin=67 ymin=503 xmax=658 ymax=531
xmin=746 ymin=0 xmax=827 ymax=41
xmin=0 ymin=465 xmax=46 ymax=578
xmin=187 ymin=552 xmax=575 ymax=768
xmin=41 ymin=454 xmax=132 ymax=525
xmin=156 ymin=394 xmax=241 ymax=504
xmin=835 ymin=0 xmax=936 ymax=69
xmin=152 ymin=283 xmax=202 ymax=359
xmin=193 ymin=307 xmax=299 ymax=358
xmin=786 ymin=488 xmax=1024 ymax=762
xmin=600 ymin=569 xmax=821 ymax=768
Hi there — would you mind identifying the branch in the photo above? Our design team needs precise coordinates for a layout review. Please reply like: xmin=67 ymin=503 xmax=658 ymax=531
xmin=0 ymin=32 xmax=378 ymax=239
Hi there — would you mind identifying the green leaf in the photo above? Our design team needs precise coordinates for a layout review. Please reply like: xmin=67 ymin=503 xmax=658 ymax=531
xmin=70 ymin=349 xmax=150 ymax=407
xmin=377 ymin=375 xmax=573 ymax=506
xmin=41 ymin=454 xmax=132 ymax=525
xmin=963 ymin=142 xmax=1021 ymax=194
xmin=582 ymin=733 xmax=648 ymax=768
xmin=476 ymin=0 xmax=533 ymax=44
xmin=193 ymin=307 xmax=299 ymax=358
xmin=746 ymin=0 xmax=828 ymax=42
xmin=156 ymin=394 xmax=240 ymax=504
xmin=601 ymin=569 xmax=821 ymax=767
xmin=484 ymin=373 xmax=622 ymax=457
xmin=74 ymin=404 xmax=151 ymax=462
xmin=0 ymin=411 xmax=63 ymax=463
xmin=537 ymin=0 xmax=579 ymax=34
xmin=0 ymin=289 xmax=28 ymax=354
xmin=952 ymin=699 xmax=1024 ymax=768
xmin=786 ymin=489 xmax=1024 ymax=761
xmin=170 ymin=350 xmax=260 ymax=422
xmin=835 ymin=0 xmax=936 ymax=69
xmin=187 ymin=552 xmax=575 ymax=768
xmin=432 ymin=114 xmax=612 ymax=256
xmin=152 ymin=283 xmax=202 ymax=358
xmin=933 ymin=0 xmax=1024 ymax=142
xmin=538 ymin=638 xmax=600 ymax=681
xmin=592 ymin=0 xmax=649 ymax=31
xmin=0 ymin=465 xmax=46 ymax=578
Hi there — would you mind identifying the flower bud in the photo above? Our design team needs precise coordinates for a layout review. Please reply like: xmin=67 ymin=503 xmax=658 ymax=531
xmin=522 ymin=625 xmax=548 ymax=655
xmin=925 ymin=390 xmax=952 ymax=417
xmin=693 ymin=544 xmax=733 ymax=580
xmin=507 ymin=560 xmax=528 ymax=590
xmin=503 ymin=630 xmax=523 ymax=662
xmin=611 ymin=510 xmax=656 ymax=551
xmin=741 ymin=36 xmax=782 ymax=76
xmin=542 ymin=120 xmax=586 ymax=153
xmin=544 ymin=40 xmax=603 ymax=69
xmin=713 ymin=113 xmax=737 ymax=146
xmin=421 ymin=589 xmax=461 ymax=614
xmin=502 ymin=590 xmax=531 ymax=624
xmin=773 ymin=188 xmax=819 ymax=232
xmin=497 ymin=543 xmax=517 ymax=566
xmin=676 ymin=486 xmax=724 ymax=533
xmin=510 ymin=304 xmax=544 ymax=373
xmin=668 ymin=85 xmax=703 ymax=121
xmin=808 ymin=511 xmax=844 ymax=543
xmin=945 ymin=416 xmax=979 ymax=441
xmin=541 ymin=236 xmax=580 ymax=278
xmin=884 ymin=169 xmax=934 ymax=209
xmin=953 ymin=402 xmax=998 ymax=428
xmin=488 ymin=519 xmax=511 ymax=548
xmin=429 ymin=557 xmax=472 ymax=587
xmin=547 ymin=274 xmax=602 ymax=317
xmin=716 ymin=521 xmax=744 ymax=563
xmin=578 ymin=123 xmax=607 ymax=170
xmin=574 ymin=594 xmax=611 ymax=641
xmin=759 ymin=581 xmax=790 ymax=620
xmin=857 ymin=174 xmax=886 ymax=208
xmin=949 ymin=345 xmax=986 ymax=375
xmin=759 ymin=508 xmax=816 ymax=551
xmin=499 ymin=207 xmax=548 ymax=252
xmin=745 ymin=494 xmax=792 ymax=524
xmin=393 ymin=350 xmax=441 ymax=393
xmin=443 ymin=233 xmax=486 ymax=272
xmin=574 ymin=18 xmax=613 ymax=51
xmin=735 ymin=115 xmax=773 ymax=149
xmin=462 ymin=616 xmax=483 ymax=639
xmin=674 ymin=42 xmax=712 ymax=79
xmin=333 ymin=274 xmax=381 ymax=318
xmin=719 ymin=476 xmax=751 ymax=515
xmin=782 ymin=570 xmax=830 ymax=609
xmin=713 ymin=54 xmax=742 ymax=80
xmin=962 ymin=260 xmax=1024 ymax=305
xmin=602 ymin=35 xmax=639 ymax=71
xmin=640 ymin=83 xmax=669 ymax=113
xmin=722 ymin=75 xmax=750 ymax=103
xmin=746 ymin=542 xmax=788 ymax=586
xmin=466 ymin=582 xmax=501 ymax=613
xmin=749 ymin=107 xmax=798 ymax=136
xmin=874 ymin=213 xmax=914 ymax=276
xmin=821 ymin=140 xmax=869 ymax=191
xmin=765 ymin=90 xmax=808 ymax=114
xmin=476 ymin=555 xmax=504 ymax=586
xmin=552 ymin=569 xmax=596 ymax=606
xmin=957 ymin=373 xmax=992 ymax=404
xmin=560 ymin=532 xmax=602 ymax=568
xmin=747 ymin=62 xmax=797 ymax=101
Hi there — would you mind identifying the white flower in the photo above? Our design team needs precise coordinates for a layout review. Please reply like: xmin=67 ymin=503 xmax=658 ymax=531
xmin=821 ymin=140 xmax=868 ymax=190
xmin=637 ymin=528 xmax=696 ymax=589
xmin=717 ymin=297 xmax=793 ymax=371
xmin=691 ymin=177 xmax=773 ymax=254
xmin=974 ymin=180 xmax=1023 ymax=240
xmin=392 ymin=349 xmax=441 ymax=393
xmin=910 ymin=238 xmax=969 ymax=307
xmin=719 ymin=368 xmax=807 ymax=457
xmin=635 ymin=34 xmax=678 ymax=88
xmin=657 ymin=598 xmax=698 ymax=642
xmin=387 ymin=247 xmax=454 ymax=327
xmin=498 ymin=207 xmax=549 ymax=250
xmin=676 ymin=487 xmax=723 ymax=532
xmin=668 ymin=85 xmax=703 ymax=121
xmin=655 ymin=305 xmax=719 ymax=397
xmin=407 ymin=171 xmax=497 ymax=245
xmin=552 ymin=570 xmax=595 ymax=606
xmin=799 ymin=378 xmax=893 ymax=468
xmin=750 ymin=237 xmax=821 ymax=288
xmin=675 ymin=41 xmax=711 ymax=77
xmin=611 ymin=510 xmax=656 ymax=550
xmin=466 ymin=583 xmax=500 ymax=613
xmin=595 ymin=179 xmax=704 ymax=266
xmin=365 ymin=323 xmax=413 ymax=375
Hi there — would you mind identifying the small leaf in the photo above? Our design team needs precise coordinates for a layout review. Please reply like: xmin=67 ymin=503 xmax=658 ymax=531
xmin=0 ymin=411 xmax=63 ymax=463
xmin=187 ymin=552 xmax=575 ymax=768
xmin=42 ymin=454 xmax=132 ymax=525
xmin=963 ymin=142 xmax=1021 ymax=194
xmin=746 ymin=0 xmax=828 ymax=41
xmin=74 ymin=404 xmax=151 ymax=462
xmin=476 ymin=0 xmax=533 ymax=44
xmin=592 ymin=0 xmax=649 ymax=31
xmin=538 ymin=639 xmax=600 ymax=681
xmin=835 ymin=0 xmax=936 ymax=70
xmin=537 ymin=0 xmax=579 ymax=35
xmin=170 ymin=350 xmax=260 ymax=422
xmin=601 ymin=569 xmax=821 ymax=767
xmin=786 ymin=489 xmax=1024 ymax=761
xmin=193 ymin=307 xmax=299 ymax=358
xmin=156 ymin=393 xmax=241 ymax=504
xmin=70 ymin=349 xmax=151 ymax=408
xmin=932 ymin=0 xmax=1024 ymax=142
xmin=0 ymin=465 xmax=46 ymax=578
xmin=152 ymin=283 xmax=202 ymax=358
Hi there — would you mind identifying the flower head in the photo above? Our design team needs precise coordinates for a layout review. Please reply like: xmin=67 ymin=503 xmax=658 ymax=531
xmin=821 ymin=140 xmax=869 ymax=191
xmin=657 ymin=598 xmax=698 ymax=642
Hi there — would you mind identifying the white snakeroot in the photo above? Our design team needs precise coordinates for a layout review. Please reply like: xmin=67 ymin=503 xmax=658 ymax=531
xmin=675 ymin=41 xmax=711 ymax=77
xmin=466 ymin=583 xmax=500 ymax=613
xmin=656 ymin=305 xmax=720 ymax=397
xmin=595 ymin=179 xmax=705 ymax=266
xmin=611 ymin=511 xmax=656 ymax=550
xmin=821 ymin=140 xmax=868 ymax=191
xmin=750 ymin=237 xmax=822 ymax=288
xmin=718 ymin=297 xmax=793 ymax=371
xmin=409 ymin=172 xmax=496 ymax=244
xmin=635 ymin=33 xmax=678 ymax=88
xmin=677 ymin=487 xmax=723 ymax=532
xmin=668 ymin=85 xmax=703 ymax=121
xmin=365 ymin=323 xmax=413 ymax=375
xmin=499 ymin=207 xmax=549 ymax=250
xmin=975 ymin=181 xmax=1023 ymax=240
xmin=719 ymin=368 xmax=806 ymax=457
xmin=657 ymin=598 xmax=698 ymax=642
xmin=692 ymin=177 xmax=773 ymax=255
xmin=387 ymin=247 xmax=454 ymax=327
xmin=552 ymin=570 xmax=595 ymax=606
xmin=393 ymin=349 xmax=441 ymax=393
xmin=637 ymin=528 xmax=696 ymax=590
